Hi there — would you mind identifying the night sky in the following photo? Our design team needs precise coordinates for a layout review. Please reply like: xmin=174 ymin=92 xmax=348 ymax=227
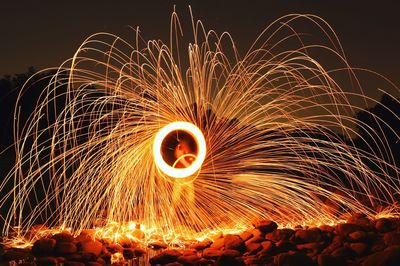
xmin=1 ymin=0 xmax=399 ymax=86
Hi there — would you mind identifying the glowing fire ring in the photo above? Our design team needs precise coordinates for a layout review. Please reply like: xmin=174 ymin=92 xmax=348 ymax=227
xmin=153 ymin=121 xmax=206 ymax=178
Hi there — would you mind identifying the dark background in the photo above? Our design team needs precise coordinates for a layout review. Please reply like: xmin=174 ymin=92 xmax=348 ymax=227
xmin=1 ymin=0 xmax=400 ymax=189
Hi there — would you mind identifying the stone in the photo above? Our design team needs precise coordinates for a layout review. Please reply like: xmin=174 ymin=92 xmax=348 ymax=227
xmin=275 ymin=240 xmax=295 ymax=253
xmin=375 ymin=218 xmax=393 ymax=233
xmin=52 ymin=232 xmax=74 ymax=243
xmin=273 ymin=252 xmax=314 ymax=266
xmin=78 ymin=239 xmax=103 ymax=256
xmin=296 ymin=242 xmax=324 ymax=255
xmin=223 ymin=249 xmax=241 ymax=257
xmin=294 ymin=228 xmax=321 ymax=243
xmin=243 ymin=255 xmax=259 ymax=265
xmin=203 ymin=248 xmax=223 ymax=259
xmin=149 ymin=249 xmax=182 ymax=265
xmin=265 ymin=228 xmax=294 ymax=242
xmin=210 ymin=238 xmax=225 ymax=250
xmin=79 ymin=252 xmax=98 ymax=262
xmin=246 ymin=243 xmax=262 ymax=255
xmin=330 ymin=246 xmax=354 ymax=259
xmin=148 ymin=241 xmax=167 ymax=249
xmin=245 ymin=236 xmax=264 ymax=245
xmin=191 ymin=239 xmax=212 ymax=250
xmin=215 ymin=253 xmax=245 ymax=266
xmin=32 ymin=238 xmax=57 ymax=257
xmin=86 ymin=262 xmax=103 ymax=266
xmin=105 ymin=243 xmax=123 ymax=254
xmin=164 ymin=263 xmax=183 ymax=266
xmin=224 ymin=234 xmax=245 ymax=251
xmin=253 ymin=220 xmax=278 ymax=234
xmin=239 ymin=231 xmax=254 ymax=242
xmin=35 ymin=256 xmax=58 ymax=266
xmin=2 ymin=248 xmax=31 ymax=260
xmin=348 ymin=230 xmax=367 ymax=242
xmin=335 ymin=223 xmax=363 ymax=237
xmin=321 ymin=235 xmax=343 ymax=255
xmin=363 ymin=245 xmax=400 ymax=266
xmin=349 ymin=242 xmax=368 ymax=256
xmin=317 ymin=254 xmax=345 ymax=266
xmin=134 ymin=247 xmax=146 ymax=256
xmin=55 ymin=242 xmax=77 ymax=255
xmin=177 ymin=254 xmax=201 ymax=265
xmin=197 ymin=258 xmax=216 ymax=266
xmin=122 ymin=248 xmax=135 ymax=259
xmin=384 ymin=232 xmax=400 ymax=246
xmin=64 ymin=262 xmax=85 ymax=266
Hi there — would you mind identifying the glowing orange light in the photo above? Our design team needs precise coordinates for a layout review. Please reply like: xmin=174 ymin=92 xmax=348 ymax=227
xmin=153 ymin=121 xmax=206 ymax=178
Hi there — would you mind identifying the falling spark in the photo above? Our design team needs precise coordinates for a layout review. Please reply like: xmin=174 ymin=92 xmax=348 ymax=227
xmin=1 ymin=12 xmax=400 ymax=247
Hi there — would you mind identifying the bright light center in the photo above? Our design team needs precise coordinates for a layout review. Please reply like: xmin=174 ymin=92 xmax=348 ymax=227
xmin=153 ymin=122 xmax=206 ymax=178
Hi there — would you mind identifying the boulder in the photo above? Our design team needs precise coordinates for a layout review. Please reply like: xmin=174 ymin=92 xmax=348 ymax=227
xmin=253 ymin=220 xmax=278 ymax=234
xmin=32 ymin=238 xmax=57 ymax=257
xmin=149 ymin=249 xmax=182 ymax=265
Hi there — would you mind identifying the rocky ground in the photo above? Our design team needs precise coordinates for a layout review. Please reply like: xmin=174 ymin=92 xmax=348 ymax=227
xmin=1 ymin=214 xmax=400 ymax=265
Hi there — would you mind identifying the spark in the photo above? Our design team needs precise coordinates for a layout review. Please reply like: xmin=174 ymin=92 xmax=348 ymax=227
xmin=1 ymin=12 xmax=399 ymax=247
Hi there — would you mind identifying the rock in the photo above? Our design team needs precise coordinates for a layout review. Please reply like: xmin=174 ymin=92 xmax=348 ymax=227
xmin=224 ymin=234 xmax=245 ymax=251
xmin=55 ymin=242 xmax=77 ymax=255
xmin=197 ymin=258 xmax=216 ymax=265
xmin=210 ymin=238 xmax=225 ymax=250
xmin=330 ymin=246 xmax=354 ymax=259
xmin=246 ymin=243 xmax=262 ymax=255
xmin=203 ymin=248 xmax=223 ymax=259
xmin=177 ymin=254 xmax=201 ymax=265
xmin=363 ymin=245 xmax=400 ymax=266
xmin=265 ymin=228 xmax=294 ymax=242
xmin=319 ymin=225 xmax=334 ymax=232
xmin=96 ymin=257 xmax=106 ymax=265
xmin=223 ymin=249 xmax=241 ymax=257
xmin=294 ymin=228 xmax=321 ymax=243
xmin=274 ymin=252 xmax=314 ymax=266
xmin=64 ymin=262 xmax=85 ymax=266
xmin=86 ymin=262 xmax=103 ymax=266
xmin=79 ymin=252 xmax=98 ymax=262
xmin=384 ymin=232 xmax=400 ymax=246
xmin=78 ymin=240 xmax=103 ymax=256
xmin=164 ymin=262 xmax=183 ymax=266
xmin=35 ymin=256 xmax=58 ymax=266
xmin=349 ymin=242 xmax=368 ymax=256
xmin=243 ymin=255 xmax=259 ymax=265
xmin=347 ymin=213 xmax=371 ymax=228
xmin=375 ymin=218 xmax=393 ymax=233
xmin=122 ymin=248 xmax=135 ymax=259
xmin=296 ymin=242 xmax=324 ymax=255
xmin=149 ymin=250 xmax=182 ymax=265
xmin=321 ymin=236 xmax=343 ymax=255
xmin=191 ymin=239 xmax=212 ymax=250
xmin=245 ymin=236 xmax=264 ymax=245
xmin=216 ymin=253 xmax=245 ymax=266
xmin=148 ymin=241 xmax=167 ymax=249
xmin=52 ymin=232 xmax=74 ymax=243
xmin=253 ymin=220 xmax=278 ymax=234
xmin=317 ymin=254 xmax=345 ymax=266
xmin=275 ymin=240 xmax=295 ymax=253
xmin=259 ymin=241 xmax=276 ymax=254
xmin=32 ymin=238 xmax=57 ymax=257
xmin=134 ymin=247 xmax=146 ymax=256
xmin=348 ymin=230 xmax=367 ymax=242
xmin=239 ymin=231 xmax=254 ymax=242
xmin=335 ymin=223 xmax=364 ymax=237
xmin=105 ymin=243 xmax=123 ymax=254
xmin=2 ymin=248 xmax=31 ymax=260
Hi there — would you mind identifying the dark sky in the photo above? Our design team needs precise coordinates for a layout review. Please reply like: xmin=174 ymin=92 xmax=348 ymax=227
xmin=1 ymin=0 xmax=399 ymax=88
